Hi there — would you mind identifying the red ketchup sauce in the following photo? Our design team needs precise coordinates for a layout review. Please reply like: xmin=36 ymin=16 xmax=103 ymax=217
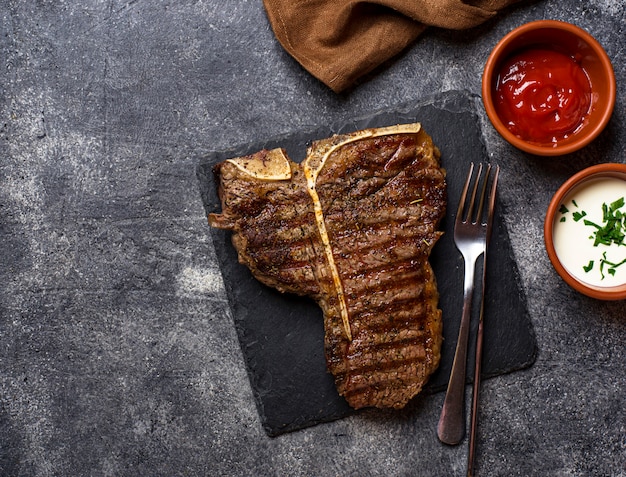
xmin=494 ymin=47 xmax=592 ymax=145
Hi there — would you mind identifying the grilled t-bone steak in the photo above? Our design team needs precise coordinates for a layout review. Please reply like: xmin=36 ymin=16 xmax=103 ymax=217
xmin=208 ymin=123 xmax=446 ymax=409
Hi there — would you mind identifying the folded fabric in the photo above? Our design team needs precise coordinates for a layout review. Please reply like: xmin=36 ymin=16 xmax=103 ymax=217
xmin=263 ymin=0 xmax=523 ymax=92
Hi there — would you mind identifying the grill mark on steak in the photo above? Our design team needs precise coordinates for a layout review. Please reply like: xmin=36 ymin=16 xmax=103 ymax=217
xmin=341 ymin=360 xmax=430 ymax=404
xmin=351 ymin=306 xmax=430 ymax=333
xmin=208 ymin=123 xmax=446 ymax=410
xmin=343 ymin=360 xmax=429 ymax=392
xmin=341 ymin=348 xmax=429 ymax=376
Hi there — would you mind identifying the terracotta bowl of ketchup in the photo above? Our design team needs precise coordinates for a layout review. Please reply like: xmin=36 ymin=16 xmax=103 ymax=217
xmin=482 ymin=20 xmax=616 ymax=156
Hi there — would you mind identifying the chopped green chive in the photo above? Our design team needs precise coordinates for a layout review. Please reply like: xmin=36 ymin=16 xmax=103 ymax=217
xmin=611 ymin=197 xmax=624 ymax=210
xmin=574 ymin=196 xmax=626 ymax=279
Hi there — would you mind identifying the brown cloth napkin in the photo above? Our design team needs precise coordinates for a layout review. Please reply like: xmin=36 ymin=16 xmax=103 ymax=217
xmin=263 ymin=0 xmax=522 ymax=92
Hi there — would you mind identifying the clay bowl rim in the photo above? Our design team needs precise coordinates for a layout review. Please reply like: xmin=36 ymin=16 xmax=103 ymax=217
xmin=544 ymin=163 xmax=626 ymax=300
xmin=482 ymin=19 xmax=616 ymax=157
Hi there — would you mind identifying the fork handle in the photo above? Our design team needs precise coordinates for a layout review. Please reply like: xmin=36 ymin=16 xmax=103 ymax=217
xmin=437 ymin=254 xmax=478 ymax=445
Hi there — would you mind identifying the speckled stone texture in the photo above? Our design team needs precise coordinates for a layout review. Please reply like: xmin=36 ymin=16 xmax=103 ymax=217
xmin=1 ymin=1 xmax=625 ymax=476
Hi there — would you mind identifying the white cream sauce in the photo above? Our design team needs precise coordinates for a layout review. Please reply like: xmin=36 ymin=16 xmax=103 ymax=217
xmin=553 ymin=176 xmax=626 ymax=287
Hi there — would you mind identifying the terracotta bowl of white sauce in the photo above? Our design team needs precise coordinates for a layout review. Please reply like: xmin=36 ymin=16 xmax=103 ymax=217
xmin=545 ymin=163 xmax=626 ymax=300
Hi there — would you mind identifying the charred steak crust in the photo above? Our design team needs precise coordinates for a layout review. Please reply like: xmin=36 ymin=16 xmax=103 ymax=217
xmin=209 ymin=124 xmax=446 ymax=410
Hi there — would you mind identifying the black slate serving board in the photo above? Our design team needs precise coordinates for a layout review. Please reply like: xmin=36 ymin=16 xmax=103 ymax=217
xmin=197 ymin=90 xmax=537 ymax=437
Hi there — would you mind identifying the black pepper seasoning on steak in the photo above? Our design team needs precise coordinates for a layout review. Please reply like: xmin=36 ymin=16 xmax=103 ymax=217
xmin=208 ymin=124 xmax=446 ymax=409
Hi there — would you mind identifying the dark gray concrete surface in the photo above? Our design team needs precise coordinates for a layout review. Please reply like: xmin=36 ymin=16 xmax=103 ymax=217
xmin=1 ymin=1 xmax=624 ymax=476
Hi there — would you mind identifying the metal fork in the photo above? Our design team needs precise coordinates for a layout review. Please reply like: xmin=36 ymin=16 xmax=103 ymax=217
xmin=437 ymin=162 xmax=499 ymax=447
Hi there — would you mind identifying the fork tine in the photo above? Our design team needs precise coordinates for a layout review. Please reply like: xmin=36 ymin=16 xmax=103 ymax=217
xmin=459 ymin=163 xmax=494 ymax=224
xmin=487 ymin=165 xmax=500 ymax=235
xmin=457 ymin=162 xmax=475 ymax=219
xmin=466 ymin=163 xmax=483 ymax=223
xmin=473 ymin=163 xmax=492 ymax=225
